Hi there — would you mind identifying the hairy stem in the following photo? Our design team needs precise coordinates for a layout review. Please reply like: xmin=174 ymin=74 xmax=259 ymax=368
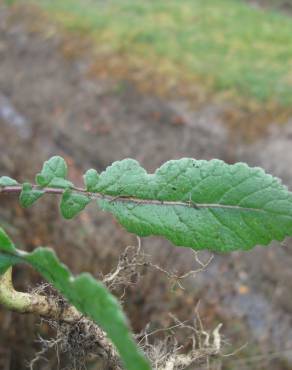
xmin=0 ymin=266 xmax=122 ymax=369
xmin=0 ymin=266 xmax=81 ymax=321
xmin=0 ymin=184 xmax=263 ymax=212
xmin=0 ymin=267 xmax=31 ymax=312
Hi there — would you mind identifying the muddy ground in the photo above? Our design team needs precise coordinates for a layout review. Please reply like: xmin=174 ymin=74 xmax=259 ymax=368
xmin=0 ymin=4 xmax=292 ymax=370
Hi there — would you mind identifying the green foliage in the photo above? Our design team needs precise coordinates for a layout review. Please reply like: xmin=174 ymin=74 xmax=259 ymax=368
xmin=0 ymin=228 xmax=16 ymax=253
xmin=0 ymin=229 xmax=17 ymax=274
xmin=0 ymin=176 xmax=18 ymax=186
xmin=20 ymin=183 xmax=44 ymax=208
xmin=60 ymin=189 xmax=90 ymax=219
xmin=36 ymin=156 xmax=73 ymax=188
xmin=97 ymin=158 xmax=292 ymax=251
xmin=2 ymin=155 xmax=292 ymax=369
xmin=83 ymin=169 xmax=99 ymax=192
xmin=2 ymin=155 xmax=292 ymax=252
xmin=0 ymin=227 xmax=150 ymax=370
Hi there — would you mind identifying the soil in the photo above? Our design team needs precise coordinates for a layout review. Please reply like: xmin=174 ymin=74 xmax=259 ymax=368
xmin=0 ymin=3 xmax=292 ymax=370
xmin=246 ymin=0 xmax=292 ymax=14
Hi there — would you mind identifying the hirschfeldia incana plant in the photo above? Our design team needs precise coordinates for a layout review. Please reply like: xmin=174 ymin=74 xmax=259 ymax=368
xmin=1 ymin=156 xmax=292 ymax=369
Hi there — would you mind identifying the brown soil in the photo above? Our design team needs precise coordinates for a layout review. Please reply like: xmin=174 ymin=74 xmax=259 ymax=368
xmin=1 ymin=3 xmax=292 ymax=370
xmin=246 ymin=0 xmax=292 ymax=14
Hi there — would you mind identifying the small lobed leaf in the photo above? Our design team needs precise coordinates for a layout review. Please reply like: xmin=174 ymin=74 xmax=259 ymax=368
xmin=60 ymin=189 xmax=91 ymax=219
xmin=19 ymin=183 xmax=44 ymax=208
xmin=83 ymin=169 xmax=99 ymax=192
xmin=0 ymin=229 xmax=150 ymax=370
xmin=0 ymin=176 xmax=18 ymax=186
xmin=36 ymin=156 xmax=73 ymax=188
xmin=49 ymin=177 xmax=74 ymax=188
xmin=96 ymin=158 xmax=292 ymax=252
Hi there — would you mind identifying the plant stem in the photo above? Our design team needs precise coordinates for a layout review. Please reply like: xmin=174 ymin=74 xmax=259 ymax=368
xmin=0 ymin=266 xmax=122 ymax=368
xmin=0 ymin=184 xmax=263 ymax=212
xmin=0 ymin=267 xmax=31 ymax=312
xmin=0 ymin=266 xmax=81 ymax=322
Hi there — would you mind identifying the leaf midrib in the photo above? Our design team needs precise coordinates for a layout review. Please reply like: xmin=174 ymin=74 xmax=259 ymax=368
xmin=3 ymin=184 xmax=292 ymax=216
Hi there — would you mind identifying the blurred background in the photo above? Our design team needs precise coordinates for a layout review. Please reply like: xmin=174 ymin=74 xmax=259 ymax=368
xmin=0 ymin=0 xmax=292 ymax=369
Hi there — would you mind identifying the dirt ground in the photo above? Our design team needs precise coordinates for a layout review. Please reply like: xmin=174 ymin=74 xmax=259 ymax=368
xmin=246 ymin=0 xmax=292 ymax=14
xmin=1 ymin=4 xmax=292 ymax=370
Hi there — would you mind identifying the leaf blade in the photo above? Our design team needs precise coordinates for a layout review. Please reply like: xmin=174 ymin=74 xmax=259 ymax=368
xmin=0 ymin=176 xmax=18 ymax=186
xmin=0 ymin=230 xmax=150 ymax=370
xmin=60 ymin=189 xmax=91 ymax=219
xmin=96 ymin=158 xmax=292 ymax=252
xmin=0 ymin=227 xmax=16 ymax=253
xmin=0 ymin=228 xmax=17 ymax=273
xmin=19 ymin=183 xmax=44 ymax=208
xmin=36 ymin=156 xmax=73 ymax=188
xmin=83 ymin=169 xmax=99 ymax=192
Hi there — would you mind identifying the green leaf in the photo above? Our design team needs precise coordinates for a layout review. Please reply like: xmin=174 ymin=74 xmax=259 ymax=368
xmin=0 ymin=228 xmax=17 ymax=274
xmin=0 ymin=254 xmax=17 ymax=274
xmin=0 ymin=176 xmax=18 ymax=186
xmin=36 ymin=156 xmax=73 ymax=188
xmin=19 ymin=183 xmax=44 ymax=208
xmin=0 ymin=228 xmax=16 ymax=253
xmin=83 ymin=169 xmax=99 ymax=192
xmin=96 ymin=158 xmax=292 ymax=252
xmin=60 ymin=189 xmax=91 ymax=219
xmin=0 ymin=232 xmax=150 ymax=370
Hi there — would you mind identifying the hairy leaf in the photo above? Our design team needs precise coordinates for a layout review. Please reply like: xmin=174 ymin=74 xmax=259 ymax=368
xmin=0 ymin=254 xmax=17 ymax=274
xmin=19 ymin=183 xmax=44 ymax=208
xmin=0 ymin=229 xmax=17 ymax=273
xmin=36 ymin=156 xmax=73 ymax=188
xmin=0 ymin=176 xmax=18 ymax=186
xmin=0 ymin=227 xmax=150 ymax=370
xmin=60 ymin=189 xmax=91 ymax=219
xmin=83 ymin=169 xmax=99 ymax=192
xmin=96 ymin=158 xmax=292 ymax=252
xmin=0 ymin=228 xmax=15 ymax=252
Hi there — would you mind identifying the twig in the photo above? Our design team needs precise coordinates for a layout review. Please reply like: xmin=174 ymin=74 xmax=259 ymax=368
xmin=0 ymin=184 xmax=265 ymax=213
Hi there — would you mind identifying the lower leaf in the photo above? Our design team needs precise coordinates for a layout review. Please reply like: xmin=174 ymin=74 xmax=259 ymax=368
xmin=0 ymin=227 xmax=150 ymax=370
